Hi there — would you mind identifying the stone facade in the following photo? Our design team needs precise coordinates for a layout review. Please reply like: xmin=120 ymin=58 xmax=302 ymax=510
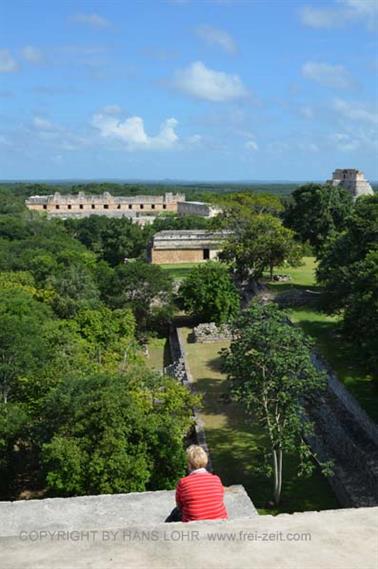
xmin=177 ymin=201 xmax=222 ymax=218
xmin=149 ymin=229 xmax=231 ymax=264
xmin=327 ymin=169 xmax=374 ymax=200
xmin=25 ymin=191 xmax=186 ymax=223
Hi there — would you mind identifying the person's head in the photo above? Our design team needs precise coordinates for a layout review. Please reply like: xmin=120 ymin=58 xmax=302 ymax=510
xmin=186 ymin=445 xmax=208 ymax=472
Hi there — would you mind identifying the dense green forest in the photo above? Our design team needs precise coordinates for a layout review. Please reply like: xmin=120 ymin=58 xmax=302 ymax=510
xmin=0 ymin=181 xmax=376 ymax=504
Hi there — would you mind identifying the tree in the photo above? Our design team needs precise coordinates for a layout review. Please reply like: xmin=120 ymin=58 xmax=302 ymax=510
xmin=178 ymin=262 xmax=240 ymax=324
xmin=0 ymin=289 xmax=53 ymax=404
xmin=341 ymin=250 xmax=378 ymax=373
xmin=222 ymin=303 xmax=329 ymax=505
xmin=105 ymin=261 xmax=174 ymax=333
xmin=64 ymin=216 xmax=148 ymax=266
xmin=39 ymin=370 xmax=198 ymax=496
xmin=45 ymin=263 xmax=100 ymax=318
xmin=211 ymin=192 xmax=284 ymax=227
xmin=317 ymin=195 xmax=378 ymax=372
xmin=220 ymin=214 xmax=302 ymax=282
xmin=150 ymin=214 xmax=211 ymax=233
xmin=283 ymin=183 xmax=354 ymax=254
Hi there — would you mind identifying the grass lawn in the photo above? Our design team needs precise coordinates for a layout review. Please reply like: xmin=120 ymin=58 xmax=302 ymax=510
xmin=180 ymin=327 xmax=339 ymax=515
xmin=265 ymin=256 xmax=319 ymax=291
xmin=144 ymin=337 xmax=169 ymax=373
xmin=266 ymin=257 xmax=378 ymax=423
xmin=160 ymin=262 xmax=201 ymax=280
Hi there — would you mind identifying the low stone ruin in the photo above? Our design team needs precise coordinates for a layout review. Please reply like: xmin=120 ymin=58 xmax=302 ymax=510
xmin=192 ymin=322 xmax=233 ymax=343
xmin=164 ymin=357 xmax=188 ymax=383
xmin=271 ymin=273 xmax=292 ymax=282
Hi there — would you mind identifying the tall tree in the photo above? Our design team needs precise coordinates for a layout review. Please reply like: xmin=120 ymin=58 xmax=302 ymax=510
xmin=317 ymin=195 xmax=378 ymax=372
xmin=283 ymin=183 xmax=354 ymax=254
xmin=39 ymin=370 xmax=198 ymax=496
xmin=222 ymin=303 xmax=330 ymax=505
xmin=220 ymin=214 xmax=302 ymax=282
xmin=178 ymin=262 xmax=240 ymax=324
xmin=105 ymin=260 xmax=174 ymax=333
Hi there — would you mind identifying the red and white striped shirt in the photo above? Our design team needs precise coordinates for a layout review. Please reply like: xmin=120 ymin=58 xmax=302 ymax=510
xmin=175 ymin=468 xmax=228 ymax=522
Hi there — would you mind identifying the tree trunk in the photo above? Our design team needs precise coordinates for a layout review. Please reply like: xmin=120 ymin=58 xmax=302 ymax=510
xmin=273 ymin=448 xmax=283 ymax=505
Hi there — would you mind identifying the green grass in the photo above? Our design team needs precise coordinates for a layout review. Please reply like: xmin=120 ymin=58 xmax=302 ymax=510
xmin=180 ymin=327 xmax=339 ymax=515
xmin=288 ymin=308 xmax=378 ymax=423
xmin=160 ymin=262 xmax=201 ymax=280
xmin=144 ymin=337 xmax=169 ymax=373
xmin=265 ymin=256 xmax=319 ymax=292
xmin=266 ymin=256 xmax=378 ymax=423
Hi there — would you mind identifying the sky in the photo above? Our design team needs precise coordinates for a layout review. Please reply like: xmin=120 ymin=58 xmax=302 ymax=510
xmin=0 ymin=0 xmax=377 ymax=181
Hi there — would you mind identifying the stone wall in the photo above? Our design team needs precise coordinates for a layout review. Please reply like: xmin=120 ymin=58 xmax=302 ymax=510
xmin=149 ymin=229 xmax=230 ymax=265
xmin=166 ymin=325 xmax=212 ymax=469
xmin=177 ymin=201 xmax=222 ymax=218
xmin=304 ymin=353 xmax=378 ymax=507
xmin=151 ymin=248 xmax=206 ymax=264
xmin=26 ymin=192 xmax=185 ymax=215
xmin=191 ymin=322 xmax=233 ymax=343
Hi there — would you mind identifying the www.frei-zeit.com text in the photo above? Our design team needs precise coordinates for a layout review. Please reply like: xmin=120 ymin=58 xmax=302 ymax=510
xmin=19 ymin=529 xmax=312 ymax=543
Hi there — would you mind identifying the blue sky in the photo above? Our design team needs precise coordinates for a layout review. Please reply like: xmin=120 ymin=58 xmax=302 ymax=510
xmin=0 ymin=0 xmax=377 ymax=181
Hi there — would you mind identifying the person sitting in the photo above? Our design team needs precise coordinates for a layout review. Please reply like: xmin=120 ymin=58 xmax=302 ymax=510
xmin=166 ymin=445 xmax=228 ymax=523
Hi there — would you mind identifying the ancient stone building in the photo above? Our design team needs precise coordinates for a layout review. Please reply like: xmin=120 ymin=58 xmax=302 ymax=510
xmin=327 ymin=169 xmax=374 ymax=200
xmin=25 ymin=191 xmax=185 ymax=224
xmin=177 ymin=201 xmax=222 ymax=218
xmin=149 ymin=229 xmax=231 ymax=264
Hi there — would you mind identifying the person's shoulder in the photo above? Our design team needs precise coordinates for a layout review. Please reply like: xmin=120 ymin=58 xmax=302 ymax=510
xmin=210 ymin=473 xmax=224 ymax=485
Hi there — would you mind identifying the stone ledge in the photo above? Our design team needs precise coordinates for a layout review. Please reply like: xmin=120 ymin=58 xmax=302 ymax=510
xmin=1 ymin=506 xmax=377 ymax=569
xmin=0 ymin=485 xmax=257 ymax=537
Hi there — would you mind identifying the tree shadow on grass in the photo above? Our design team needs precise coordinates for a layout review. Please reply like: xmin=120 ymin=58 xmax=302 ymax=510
xmin=206 ymin=353 xmax=227 ymax=373
xmin=294 ymin=318 xmax=339 ymax=341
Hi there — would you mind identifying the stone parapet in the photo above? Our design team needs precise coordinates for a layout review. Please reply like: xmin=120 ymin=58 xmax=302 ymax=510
xmin=1 ymin=505 xmax=376 ymax=569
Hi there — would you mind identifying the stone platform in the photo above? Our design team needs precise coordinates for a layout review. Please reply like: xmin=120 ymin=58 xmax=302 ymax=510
xmin=0 ymin=488 xmax=377 ymax=569
xmin=0 ymin=485 xmax=257 ymax=536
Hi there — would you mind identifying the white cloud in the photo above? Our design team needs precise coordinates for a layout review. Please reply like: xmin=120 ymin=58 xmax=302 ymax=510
xmin=0 ymin=49 xmax=18 ymax=73
xmin=300 ymin=1 xmax=378 ymax=31
xmin=172 ymin=61 xmax=248 ymax=102
xmin=302 ymin=62 xmax=354 ymax=89
xmin=332 ymin=98 xmax=378 ymax=125
xmin=91 ymin=110 xmax=180 ymax=150
xmin=33 ymin=117 xmax=55 ymax=130
xmin=102 ymin=105 xmax=122 ymax=115
xmin=30 ymin=115 xmax=89 ymax=150
xmin=245 ymin=140 xmax=258 ymax=151
xmin=22 ymin=46 xmax=44 ymax=64
xmin=73 ymin=13 xmax=111 ymax=28
xmin=329 ymin=132 xmax=360 ymax=151
xmin=187 ymin=134 xmax=202 ymax=145
xmin=196 ymin=25 xmax=237 ymax=54
xmin=299 ymin=105 xmax=315 ymax=119
xmin=300 ymin=6 xmax=343 ymax=28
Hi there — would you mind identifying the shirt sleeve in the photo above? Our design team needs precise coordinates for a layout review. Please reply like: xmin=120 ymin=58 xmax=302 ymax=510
xmin=176 ymin=479 xmax=183 ymax=508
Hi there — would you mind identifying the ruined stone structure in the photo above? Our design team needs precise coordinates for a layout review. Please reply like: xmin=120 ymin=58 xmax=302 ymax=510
xmin=327 ymin=169 xmax=374 ymax=200
xmin=192 ymin=322 xmax=233 ymax=343
xmin=177 ymin=201 xmax=222 ymax=218
xmin=149 ymin=229 xmax=231 ymax=264
xmin=25 ymin=191 xmax=185 ymax=225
